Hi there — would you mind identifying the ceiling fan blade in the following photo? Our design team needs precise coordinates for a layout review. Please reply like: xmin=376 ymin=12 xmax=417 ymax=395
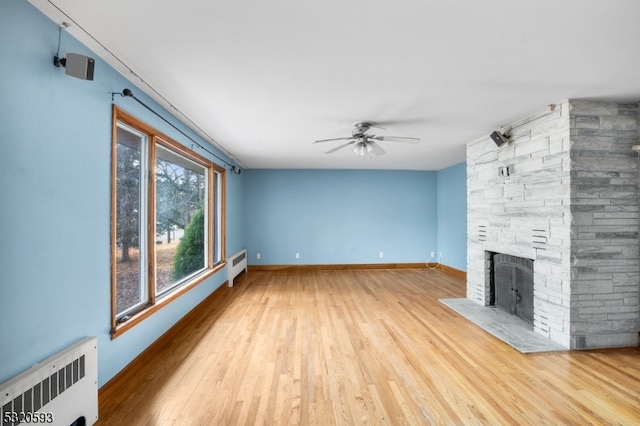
xmin=314 ymin=136 xmax=354 ymax=144
xmin=325 ymin=141 xmax=355 ymax=154
xmin=374 ymin=135 xmax=420 ymax=143
xmin=368 ymin=141 xmax=386 ymax=156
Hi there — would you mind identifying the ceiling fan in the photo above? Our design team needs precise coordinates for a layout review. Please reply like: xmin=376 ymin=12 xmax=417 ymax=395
xmin=314 ymin=121 xmax=420 ymax=157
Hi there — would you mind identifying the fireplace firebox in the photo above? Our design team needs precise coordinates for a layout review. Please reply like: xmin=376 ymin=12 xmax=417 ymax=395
xmin=490 ymin=253 xmax=534 ymax=325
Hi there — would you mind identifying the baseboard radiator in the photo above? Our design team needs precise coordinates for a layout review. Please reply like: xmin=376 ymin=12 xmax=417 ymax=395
xmin=0 ymin=337 xmax=98 ymax=426
xmin=227 ymin=248 xmax=247 ymax=287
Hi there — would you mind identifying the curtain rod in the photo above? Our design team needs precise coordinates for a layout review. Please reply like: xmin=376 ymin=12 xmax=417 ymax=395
xmin=112 ymin=88 xmax=241 ymax=174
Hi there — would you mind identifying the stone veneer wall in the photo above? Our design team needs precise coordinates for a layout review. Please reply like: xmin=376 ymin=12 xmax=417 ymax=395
xmin=569 ymin=100 xmax=639 ymax=349
xmin=467 ymin=99 xmax=639 ymax=349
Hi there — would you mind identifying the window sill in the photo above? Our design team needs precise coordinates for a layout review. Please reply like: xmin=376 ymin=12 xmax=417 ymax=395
xmin=110 ymin=263 xmax=225 ymax=339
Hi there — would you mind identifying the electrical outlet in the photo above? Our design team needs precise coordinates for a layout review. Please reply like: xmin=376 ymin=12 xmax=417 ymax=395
xmin=431 ymin=251 xmax=435 ymax=258
xmin=257 ymin=252 xmax=261 ymax=260
xmin=379 ymin=252 xmax=384 ymax=258
xmin=295 ymin=253 xmax=300 ymax=259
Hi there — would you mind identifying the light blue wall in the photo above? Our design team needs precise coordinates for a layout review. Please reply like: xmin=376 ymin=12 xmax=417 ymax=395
xmin=0 ymin=0 xmax=242 ymax=387
xmin=243 ymin=169 xmax=438 ymax=264
xmin=436 ymin=162 xmax=467 ymax=271
xmin=1 ymin=0 xmax=468 ymax=391
xmin=226 ymin=171 xmax=246 ymax=256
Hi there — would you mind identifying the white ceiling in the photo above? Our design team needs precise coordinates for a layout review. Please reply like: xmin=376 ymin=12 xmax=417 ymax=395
xmin=30 ymin=0 xmax=640 ymax=170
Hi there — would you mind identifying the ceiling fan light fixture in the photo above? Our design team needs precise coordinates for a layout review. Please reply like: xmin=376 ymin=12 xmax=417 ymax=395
xmin=315 ymin=121 xmax=420 ymax=158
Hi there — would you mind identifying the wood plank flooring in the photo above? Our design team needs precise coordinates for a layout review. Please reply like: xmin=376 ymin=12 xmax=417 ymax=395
xmin=97 ymin=268 xmax=640 ymax=425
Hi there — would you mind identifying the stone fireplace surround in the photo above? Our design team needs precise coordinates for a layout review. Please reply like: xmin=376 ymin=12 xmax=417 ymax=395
xmin=466 ymin=99 xmax=639 ymax=350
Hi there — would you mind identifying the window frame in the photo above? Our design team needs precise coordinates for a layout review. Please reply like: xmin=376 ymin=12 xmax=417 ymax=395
xmin=110 ymin=106 xmax=226 ymax=338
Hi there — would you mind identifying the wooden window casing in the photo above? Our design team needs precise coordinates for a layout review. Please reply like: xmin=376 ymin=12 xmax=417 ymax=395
xmin=110 ymin=106 xmax=226 ymax=338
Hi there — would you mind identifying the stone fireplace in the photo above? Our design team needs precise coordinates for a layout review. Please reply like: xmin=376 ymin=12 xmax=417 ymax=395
xmin=467 ymin=99 xmax=640 ymax=349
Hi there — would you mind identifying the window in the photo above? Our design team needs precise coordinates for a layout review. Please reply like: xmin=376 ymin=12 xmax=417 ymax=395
xmin=111 ymin=106 xmax=225 ymax=338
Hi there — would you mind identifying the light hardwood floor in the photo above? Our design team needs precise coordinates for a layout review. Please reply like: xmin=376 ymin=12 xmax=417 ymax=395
xmin=97 ymin=268 xmax=640 ymax=425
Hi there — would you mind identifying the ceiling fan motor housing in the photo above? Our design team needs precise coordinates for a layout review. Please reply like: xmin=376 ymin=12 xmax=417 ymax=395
xmin=352 ymin=121 xmax=374 ymax=136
